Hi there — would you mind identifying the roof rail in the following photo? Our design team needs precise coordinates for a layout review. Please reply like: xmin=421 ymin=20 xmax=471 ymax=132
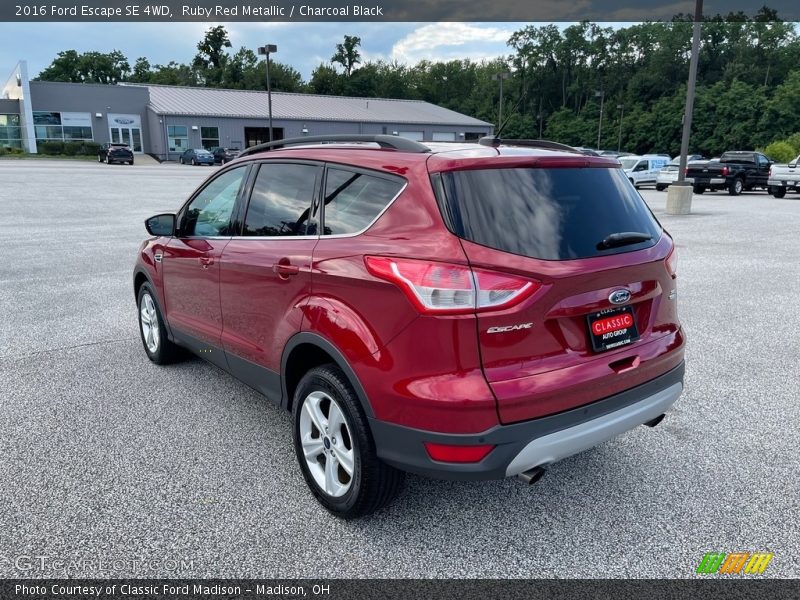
xmin=478 ymin=137 xmax=581 ymax=154
xmin=238 ymin=134 xmax=430 ymax=157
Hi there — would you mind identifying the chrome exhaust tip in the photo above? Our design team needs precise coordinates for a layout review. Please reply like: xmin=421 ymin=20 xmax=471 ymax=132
xmin=517 ymin=466 xmax=546 ymax=485
xmin=644 ymin=414 xmax=666 ymax=428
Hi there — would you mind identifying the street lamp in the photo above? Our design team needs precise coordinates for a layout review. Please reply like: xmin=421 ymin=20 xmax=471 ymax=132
xmin=617 ymin=104 xmax=624 ymax=152
xmin=595 ymin=90 xmax=605 ymax=149
xmin=491 ymin=72 xmax=511 ymax=129
xmin=668 ymin=0 xmax=703 ymax=215
xmin=257 ymin=44 xmax=278 ymax=143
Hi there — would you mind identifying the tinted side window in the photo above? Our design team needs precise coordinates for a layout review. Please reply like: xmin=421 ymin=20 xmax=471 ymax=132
xmin=440 ymin=167 xmax=661 ymax=261
xmin=322 ymin=168 xmax=404 ymax=235
xmin=182 ymin=166 xmax=246 ymax=237
xmin=244 ymin=163 xmax=320 ymax=236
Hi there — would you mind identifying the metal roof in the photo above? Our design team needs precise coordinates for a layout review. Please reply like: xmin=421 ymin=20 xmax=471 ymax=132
xmin=135 ymin=84 xmax=491 ymax=127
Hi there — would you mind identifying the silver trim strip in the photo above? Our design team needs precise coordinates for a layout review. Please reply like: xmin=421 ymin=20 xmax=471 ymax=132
xmin=504 ymin=382 xmax=683 ymax=476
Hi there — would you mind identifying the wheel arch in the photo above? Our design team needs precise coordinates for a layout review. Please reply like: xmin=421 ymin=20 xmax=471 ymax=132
xmin=281 ymin=332 xmax=375 ymax=419
xmin=133 ymin=267 xmax=174 ymax=341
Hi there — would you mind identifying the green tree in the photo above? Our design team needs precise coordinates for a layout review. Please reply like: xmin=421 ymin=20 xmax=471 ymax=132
xmin=193 ymin=25 xmax=232 ymax=86
xmin=332 ymin=35 xmax=362 ymax=77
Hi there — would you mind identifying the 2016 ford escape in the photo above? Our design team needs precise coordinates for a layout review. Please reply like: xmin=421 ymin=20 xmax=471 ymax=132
xmin=134 ymin=135 xmax=685 ymax=518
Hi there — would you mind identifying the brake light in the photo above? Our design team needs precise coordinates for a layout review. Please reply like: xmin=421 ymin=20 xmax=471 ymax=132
xmin=666 ymin=246 xmax=677 ymax=278
xmin=721 ymin=166 xmax=729 ymax=176
xmin=364 ymin=256 xmax=540 ymax=315
xmin=424 ymin=442 xmax=495 ymax=463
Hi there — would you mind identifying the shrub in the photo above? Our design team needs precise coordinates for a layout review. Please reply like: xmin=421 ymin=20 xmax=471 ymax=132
xmin=783 ymin=132 xmax=800 ymax=155
xmin=763 ymin=141 xmax=797 ymax=164
xmin=38 ymin=140 xmax=64 ymax=155
xmin=79 ymin=141 xmax=102 ymax=156
xmin=62 ymin=142 xmax=79 ymax=156
xmin=0 ymin=147 xmax=6 ymax=156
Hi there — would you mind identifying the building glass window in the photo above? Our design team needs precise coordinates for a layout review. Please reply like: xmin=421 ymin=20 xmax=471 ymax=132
xmin=31 ymin=112 xmax=93 ymax=142
xmin=35 ymin=125 xmax=63 ymax=140
xmin=201 ymin=127 xmax=219 ymax=150
xmin=0 ymin=114 xmax=22 ymax=149
xmin=168 ymin=125 xmax=188 ymax=152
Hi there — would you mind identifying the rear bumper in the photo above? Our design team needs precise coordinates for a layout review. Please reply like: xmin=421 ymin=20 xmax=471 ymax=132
xmin=768 ymin=178 xmax=797 ymax=188
xmin=691 ymin=177 xmax=726 ymax=186
xmin=370 ymin=361 xmax=684 ymax=480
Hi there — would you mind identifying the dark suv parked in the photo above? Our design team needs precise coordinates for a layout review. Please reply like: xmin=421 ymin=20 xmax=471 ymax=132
xmin=98 ymin=142 xmax=134 ymax=165
xmin=211 ymin=147 xmax=241 ymax=164
xmin=134 ymin=135 xmax=685 ymax=518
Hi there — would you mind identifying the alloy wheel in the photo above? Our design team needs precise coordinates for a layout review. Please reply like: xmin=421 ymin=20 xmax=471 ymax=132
xmin=139 ymin=293 xmax=160 ymax=354
xmin=299 ymin=391 xmax=355 ymax=497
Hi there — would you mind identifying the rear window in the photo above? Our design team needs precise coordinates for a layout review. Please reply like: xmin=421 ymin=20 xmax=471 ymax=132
xmin=437 ymin=167 xmax=661 ymax=261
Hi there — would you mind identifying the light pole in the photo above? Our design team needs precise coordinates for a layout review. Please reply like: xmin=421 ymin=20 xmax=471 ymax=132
xmin=617 ymin=104 xmax=624 ymax=152
xmin=668 ymin=0 xmax=703 ymax=215
xmin=595 ymin=90 xmax=605 ymax=149
xmin=491 ymin=72 xmax=511 ymax=130
xmin=257 ymin=44 xmax=278 ymax=143
xmin=537 ymin=96 xmax=543 ymax=138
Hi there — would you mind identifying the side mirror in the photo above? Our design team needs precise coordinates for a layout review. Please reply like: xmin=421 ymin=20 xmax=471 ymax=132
xmin=145 ymin=213 xmax=175 ymax=237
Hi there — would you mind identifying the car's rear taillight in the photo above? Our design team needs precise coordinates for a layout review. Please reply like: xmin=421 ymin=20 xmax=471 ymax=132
xmin=721 ymin=166 xmax=730 ymax=176
xmin=666 ymin=246 xmax=677 ymax=278
xmin=364 ymin=256 xmax=540 ymax=315
xmin=424 ymin=442 xmax=495 ymax=463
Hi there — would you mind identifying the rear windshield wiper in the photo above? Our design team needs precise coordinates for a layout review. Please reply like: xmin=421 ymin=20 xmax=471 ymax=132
xmin=597 ymin=232 xmax=652 ymax=250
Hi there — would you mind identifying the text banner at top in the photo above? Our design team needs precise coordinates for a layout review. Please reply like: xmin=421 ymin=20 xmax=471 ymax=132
xmin=3 ymin=0 xmax=800 ymax=22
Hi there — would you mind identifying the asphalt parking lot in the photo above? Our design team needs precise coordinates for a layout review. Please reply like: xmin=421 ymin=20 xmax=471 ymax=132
xmin=1 ymin=159 xmax=798 ymax=578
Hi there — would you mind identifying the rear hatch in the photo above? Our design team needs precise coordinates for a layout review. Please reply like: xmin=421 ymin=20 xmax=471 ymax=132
xmin=435 ymin=160 xmax=681 ymax=424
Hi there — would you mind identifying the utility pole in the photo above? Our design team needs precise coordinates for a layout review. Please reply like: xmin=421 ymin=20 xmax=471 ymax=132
xmin=617 ymin=104 xmax=624 ymax=152
xmin=258 ymin=44 xmax=278 ymax=143
xmin=492 ymin=72 xmax=511 ymax=130
xmin=668 ymin=0 xmax=703 ymax=215
xmin=595 ymin=90 xmax=605 ymax=149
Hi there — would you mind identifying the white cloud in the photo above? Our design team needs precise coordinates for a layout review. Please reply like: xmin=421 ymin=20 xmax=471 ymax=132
xmin=389 ymin=23 xmax=515 ymax=65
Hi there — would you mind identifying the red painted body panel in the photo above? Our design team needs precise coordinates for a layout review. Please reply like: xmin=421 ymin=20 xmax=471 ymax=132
xmin=162 ymin=237 xmax=229 ymax=346
xmin=219 ymin=238 xmax=315 ymax=370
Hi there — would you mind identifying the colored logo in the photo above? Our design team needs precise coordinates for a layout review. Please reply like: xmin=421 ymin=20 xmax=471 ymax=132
xmin=608 ymin=289 xmax=631 ymax=304
xmin=696 ymin=552 xmax=773 ymax=575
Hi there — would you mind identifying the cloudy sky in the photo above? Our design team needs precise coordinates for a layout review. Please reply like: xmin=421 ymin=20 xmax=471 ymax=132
xmin=0 ymin=22 xmax=530 ymax=80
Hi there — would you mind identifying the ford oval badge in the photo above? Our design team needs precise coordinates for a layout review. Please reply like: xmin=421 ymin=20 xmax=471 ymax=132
xmin=609 ymin=289 xmax=631 ymax=305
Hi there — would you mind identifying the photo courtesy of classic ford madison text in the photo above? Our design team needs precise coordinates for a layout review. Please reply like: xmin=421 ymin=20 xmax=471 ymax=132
xmin=1 ymin=0 xmax=799 ymax=593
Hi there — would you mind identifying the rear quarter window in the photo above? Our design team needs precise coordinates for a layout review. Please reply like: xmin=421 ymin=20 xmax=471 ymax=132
xmin=437 ymin=167 xmax=662 ymax=261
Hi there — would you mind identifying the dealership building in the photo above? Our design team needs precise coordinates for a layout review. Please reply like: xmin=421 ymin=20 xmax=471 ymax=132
xmin=1 ymin=61 xmax=493 ymax=159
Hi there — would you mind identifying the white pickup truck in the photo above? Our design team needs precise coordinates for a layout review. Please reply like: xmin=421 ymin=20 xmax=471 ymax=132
xmin=768 ymin=154 xmax=800 ymax=198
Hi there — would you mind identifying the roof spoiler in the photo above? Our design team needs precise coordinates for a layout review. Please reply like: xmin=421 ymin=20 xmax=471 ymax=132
xmin=238 ymin=134 xmax=430 ymax=157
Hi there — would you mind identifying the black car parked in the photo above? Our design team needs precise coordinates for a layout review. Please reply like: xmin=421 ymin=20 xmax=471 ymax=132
xmin=211 ymin=147 xmax=240 ymax=164
xmin=98 ymin=143 xmax=134 ymax=165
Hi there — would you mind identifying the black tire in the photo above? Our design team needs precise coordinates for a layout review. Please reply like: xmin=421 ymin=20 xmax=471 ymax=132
xmin=136 ymin=283 xmax=182 ymax=365
xmin=293 ymin=364 xmax=404 ymax=518
xmin=693 ymin=185 xmax=706 ymax=194
xmin=772 ymin=187 xmax=786 ymax=199
xmin=656 ymin=184 xmax=666 ymax=191
xmin=130 ymin=160 xmax=134 ymax=166
xmin=97 ymin=154 xmax=103 ymax=163
xmin=179 ymin=157 xmax=184 ymax=164
xmin=728 ymin=178 xmax=744 ymax=196
xmin=191 ymin=158 xmax=197 ymax=166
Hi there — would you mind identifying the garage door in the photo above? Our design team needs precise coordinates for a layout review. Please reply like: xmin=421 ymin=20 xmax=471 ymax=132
xmin=432 ymin=132 xmax=456 ymax=142
xmin=398 ymin=131 xmax=424 ymax=141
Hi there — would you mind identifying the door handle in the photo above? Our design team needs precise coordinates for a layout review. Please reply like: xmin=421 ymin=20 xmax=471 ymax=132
xmin=199 ymin=256 xmax=214 ymax=268
xmin=273 ymin=263 xmax=300 ymax=277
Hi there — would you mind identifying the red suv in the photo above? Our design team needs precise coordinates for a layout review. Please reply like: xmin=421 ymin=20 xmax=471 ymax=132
xmin=134 ymin=135 xmax=685 ymax=518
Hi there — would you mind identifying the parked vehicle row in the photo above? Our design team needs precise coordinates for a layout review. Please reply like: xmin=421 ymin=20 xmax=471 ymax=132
xmin=655 ymin=155 xmax=705 ymax=191
xmin=619 ymin=155 xmax=670 ymax=188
